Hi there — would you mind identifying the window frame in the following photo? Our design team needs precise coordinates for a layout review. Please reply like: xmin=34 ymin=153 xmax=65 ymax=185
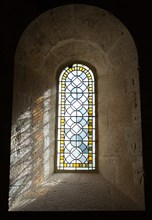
xmin=55 ymin=62 xmax=98 ymax=173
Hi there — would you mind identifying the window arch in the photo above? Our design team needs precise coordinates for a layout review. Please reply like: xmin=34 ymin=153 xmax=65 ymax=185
xmin=57 ymin=64 xmax=96 ymax=170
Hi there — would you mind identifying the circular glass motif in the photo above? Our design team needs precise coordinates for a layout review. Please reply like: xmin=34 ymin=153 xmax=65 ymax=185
xmin=71 ymin=135 xmax=82 ymax=147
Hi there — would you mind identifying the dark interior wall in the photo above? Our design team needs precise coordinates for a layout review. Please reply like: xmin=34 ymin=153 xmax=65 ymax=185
xmin=0 ymin=0 xmax=152 ymax=214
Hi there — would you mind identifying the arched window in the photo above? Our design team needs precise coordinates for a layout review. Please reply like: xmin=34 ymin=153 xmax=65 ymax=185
xmin=57 ymin=64 xmax=96 ymax=170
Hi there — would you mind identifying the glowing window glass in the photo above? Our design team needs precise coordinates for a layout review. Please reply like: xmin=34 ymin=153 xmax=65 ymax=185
xmin=57 ymin=64 xmax=95 ymax=170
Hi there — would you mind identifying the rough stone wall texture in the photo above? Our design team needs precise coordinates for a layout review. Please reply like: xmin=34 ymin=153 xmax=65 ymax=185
xmin=9 ymin=4 xmax=145 ymax=210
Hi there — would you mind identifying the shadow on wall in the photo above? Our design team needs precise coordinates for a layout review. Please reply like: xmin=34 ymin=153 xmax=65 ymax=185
xmin=9 ymin=89 xmax=52 ymax=209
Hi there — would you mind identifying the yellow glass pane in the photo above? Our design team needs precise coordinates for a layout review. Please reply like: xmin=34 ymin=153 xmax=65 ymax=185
xmin=60 ymin=160 xmax=64 ymax=163
xmin=64 ymin=164 xmax=67 ymax=167
xmin=60 ymin=140 xmax=64 ymax=144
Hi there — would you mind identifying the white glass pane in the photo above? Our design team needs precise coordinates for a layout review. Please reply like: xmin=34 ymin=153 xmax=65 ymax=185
xmin=59 ymin=83 xmax=62 ymax=93
xmin=72 ymin=77 xmax=82 ymax=86
xmin=93 ymin=154 xmax=95 ymax=167
xmin=79 ymin=95 xmax=88 ymax=103
xmin=81 ymin=84 xmax=87 ymax=91
xmin=92 ymin=142 xmax=95 ymax=153
xmin=65 ymin=155 xmax=73 ymax=163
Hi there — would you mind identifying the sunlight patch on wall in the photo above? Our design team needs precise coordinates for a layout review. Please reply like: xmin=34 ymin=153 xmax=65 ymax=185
xmin=9 ymin=89 xmax=52 ymax=209
xmin=43 ymin=89 xmax=51 ymax=180
xmin=9 ymin=108 xmax=33 ymax=208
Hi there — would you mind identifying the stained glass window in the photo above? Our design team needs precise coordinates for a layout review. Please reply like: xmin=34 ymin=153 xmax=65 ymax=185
xmin=57 ymin=64 xmax=95 ymax=170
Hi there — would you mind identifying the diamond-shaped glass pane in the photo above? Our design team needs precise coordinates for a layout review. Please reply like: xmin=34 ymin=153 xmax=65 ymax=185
xmin=72 ymin=77 xmax=82 ymax=86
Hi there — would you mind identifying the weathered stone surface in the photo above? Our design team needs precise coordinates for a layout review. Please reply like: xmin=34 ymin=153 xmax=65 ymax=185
xmin=9 ymin=4 xmax=144 ymax=211
xmin=125 ymin=125 xmax=143 ymax=156
xmin=99 ymin=157 xmax=115 ymax=183
xmin=133 ymin=156 xmax=144 ymax=186
xmin=10 ymin=174 xmax=141 ymax=211
xmin=115 ymin=154 xmax=133 ymax=186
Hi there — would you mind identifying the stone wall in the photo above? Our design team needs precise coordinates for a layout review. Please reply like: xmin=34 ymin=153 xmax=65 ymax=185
xmin=9 ymin=4 xmax=145 ymax=210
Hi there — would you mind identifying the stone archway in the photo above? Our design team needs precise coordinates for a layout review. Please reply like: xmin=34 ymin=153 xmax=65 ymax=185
xmin=9 ymin=4 xmax=144 ymax=210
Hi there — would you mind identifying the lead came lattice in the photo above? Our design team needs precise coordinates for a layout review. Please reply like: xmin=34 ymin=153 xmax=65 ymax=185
xmin=57 ymin=64 xmax=95 ymax=170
